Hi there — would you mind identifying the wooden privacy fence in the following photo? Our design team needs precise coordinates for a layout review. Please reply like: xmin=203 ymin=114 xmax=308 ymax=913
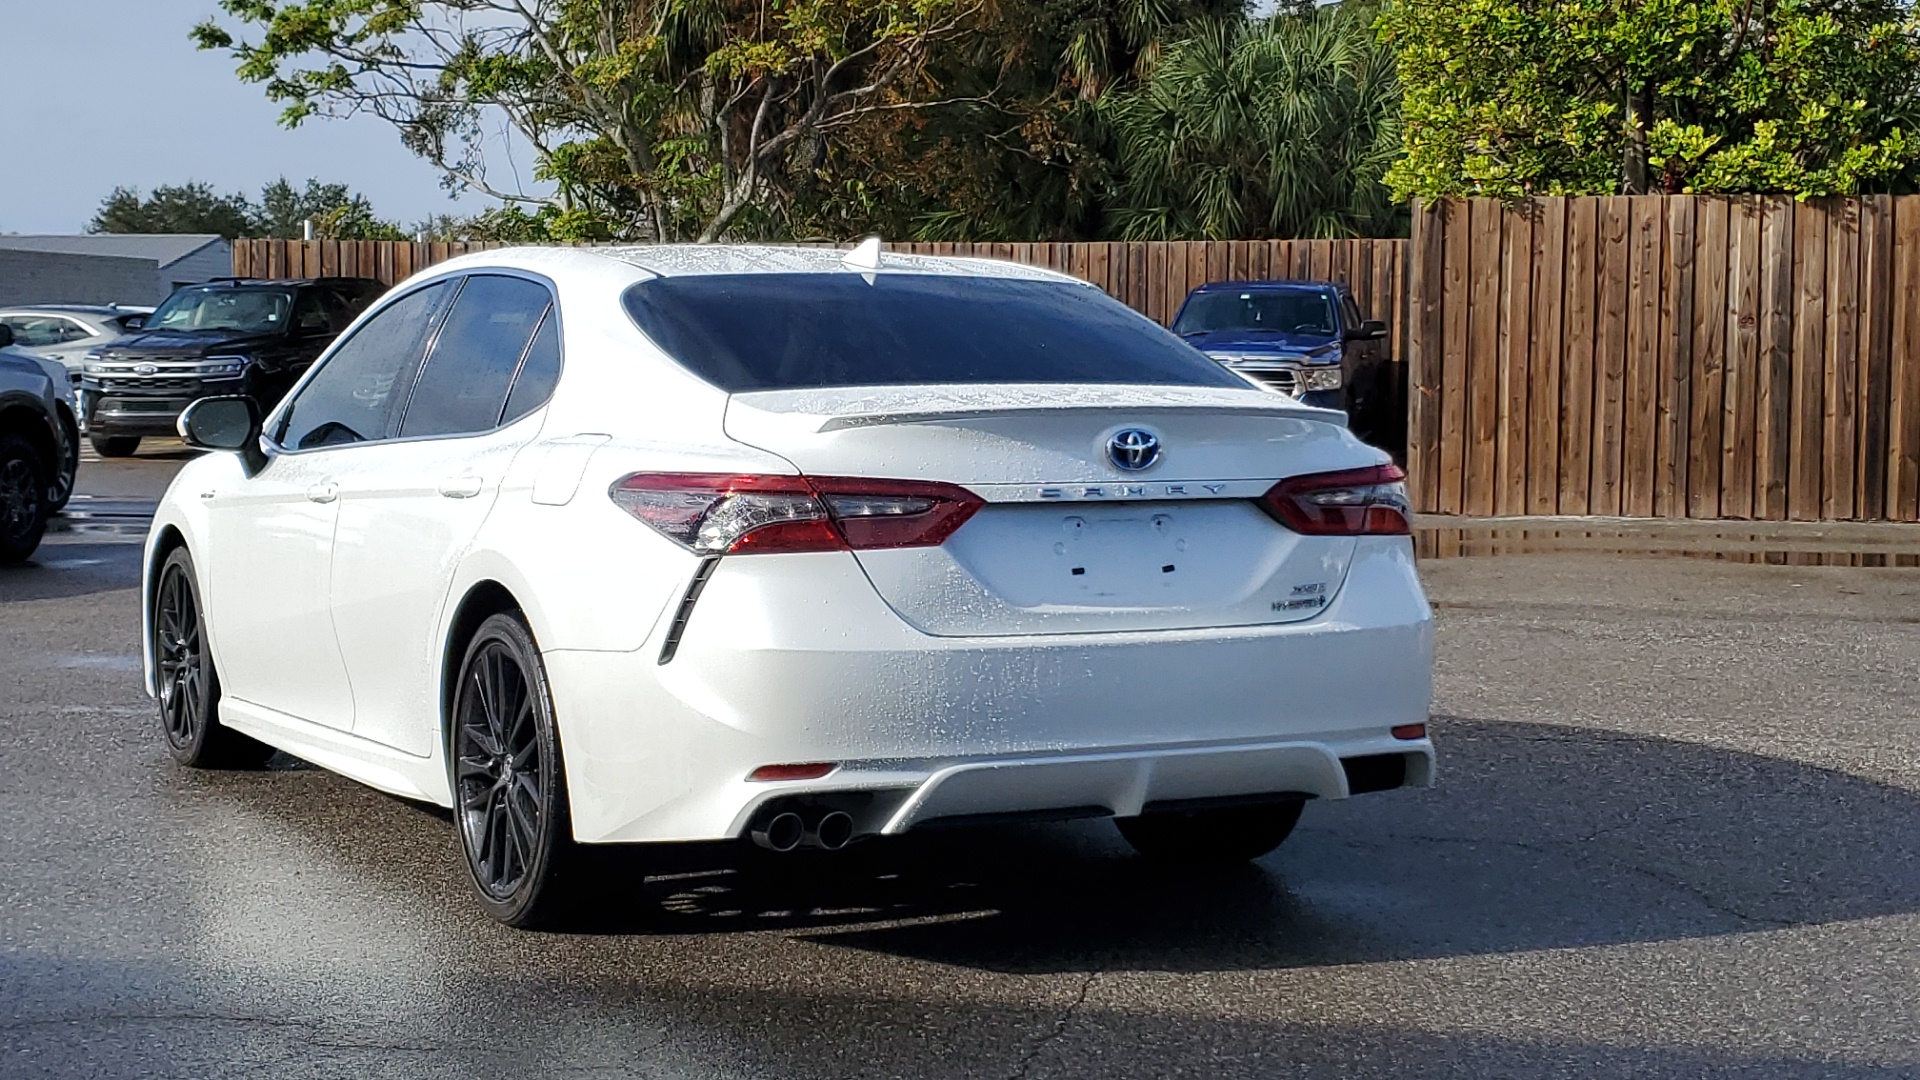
xmin=1407 ymin=195 xmax=1920 ymax=523
xmin=231 ymin=237 xmax=1412 ymax=363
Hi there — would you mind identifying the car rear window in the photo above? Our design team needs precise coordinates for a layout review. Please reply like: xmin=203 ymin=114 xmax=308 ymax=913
xmin=621 ymin=273 xmax=1247 ymax=392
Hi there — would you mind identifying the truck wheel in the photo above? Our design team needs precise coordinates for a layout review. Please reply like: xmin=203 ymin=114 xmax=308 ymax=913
xmin=89 ymin=435 xmax=140 ymax=458
xmin=0 ymin=433 xmax=50 ymax=563
xmin=49 ymin=411 xmax=77 ymax=512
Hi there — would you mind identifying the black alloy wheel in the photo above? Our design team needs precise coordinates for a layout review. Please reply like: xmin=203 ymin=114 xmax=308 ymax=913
xmin=451 ymin=613 xmax=576 ymax=927
xmin=0 ymin=433 xmax=49 ymax=563
xmin=1114 ymin=798 xmax=1307 ymax=864
xmin=152 ymin=547 xmax=272 ymax=768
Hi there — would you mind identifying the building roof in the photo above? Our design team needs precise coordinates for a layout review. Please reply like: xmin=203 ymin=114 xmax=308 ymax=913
xmin=0 ymin=234 xmax=228 ymax=268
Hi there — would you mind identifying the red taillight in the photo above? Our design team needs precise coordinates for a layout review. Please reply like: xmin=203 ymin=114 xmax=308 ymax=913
xmin=1260 ymin=464 xmax=1412 ymax=536
xmin=747 ymin=762 xmax=838 ymax=782
xmin=609 ymin=473 xmax=983 ymax=555
xmin=1391 ymin=723 xmax=1428 ymax=741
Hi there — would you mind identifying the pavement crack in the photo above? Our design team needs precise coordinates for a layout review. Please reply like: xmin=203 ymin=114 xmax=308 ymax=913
xmin=1006 ymin=970 xmax=1096 ymax=1080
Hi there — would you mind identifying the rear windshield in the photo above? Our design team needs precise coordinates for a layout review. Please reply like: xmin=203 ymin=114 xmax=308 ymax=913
xmin=621 ymin=273 xmax=1247 ymax=392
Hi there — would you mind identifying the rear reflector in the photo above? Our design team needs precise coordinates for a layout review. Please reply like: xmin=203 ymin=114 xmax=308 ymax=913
xmin=1261 ymin=464 xmax=1413 ymax=536
xmin=1391 ymin=723 xmax=1428 ymax=740
xmin=747 ymin=762 xmax=838 ymax=782
xmin=611 ymin=473 xmax=983 ymax=555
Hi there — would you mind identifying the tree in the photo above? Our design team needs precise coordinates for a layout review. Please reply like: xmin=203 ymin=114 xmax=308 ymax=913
xmin=1099 ymin=3 xmax=1403 ymax=239
xmin=194 ymin=0 xmax=992 ymax=242
xmin=253 ymin=177 xmax=405 ymax=239
xmin=89 ymin=182 xmax=254 ymax=238
xmin=1379 ymin=0 xmax=1920 ymax=199
xmin=89 ymin=177 xmax=404 ymax=239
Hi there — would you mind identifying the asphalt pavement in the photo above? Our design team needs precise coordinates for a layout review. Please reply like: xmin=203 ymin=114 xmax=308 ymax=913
xmin=3 ymin=446 xmax=1919 ymax=1078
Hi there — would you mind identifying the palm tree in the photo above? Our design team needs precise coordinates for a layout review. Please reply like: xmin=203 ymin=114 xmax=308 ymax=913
xmin=1100 ymin=1 xmax=1404 ymax=239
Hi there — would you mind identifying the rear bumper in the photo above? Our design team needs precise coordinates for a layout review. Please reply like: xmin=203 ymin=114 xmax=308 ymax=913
xmin=543 ymin=535 xmax=1433 ymax=844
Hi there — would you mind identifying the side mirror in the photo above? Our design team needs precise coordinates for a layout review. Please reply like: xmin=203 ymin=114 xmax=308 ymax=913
xmin=122 ymin=315 xmax=146 ymax=330
xmin=0 ymin=325 xmax=13 ymax=347
xmin=1347 ymin=319 xmax=1388 ymax=342
xmin=179 ymin=395 xmax=268 ymax=475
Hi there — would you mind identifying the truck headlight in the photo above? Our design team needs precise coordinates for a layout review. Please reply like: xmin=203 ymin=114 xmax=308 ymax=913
xmin=1299 ymin=365 xmax=1343 ymax=392
xmin=200 ymin=357 xmax=247 ymax=376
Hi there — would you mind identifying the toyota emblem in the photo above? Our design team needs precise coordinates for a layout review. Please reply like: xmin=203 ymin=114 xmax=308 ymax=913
xmin=1107 ymin=428 xmax=1161 ymax=471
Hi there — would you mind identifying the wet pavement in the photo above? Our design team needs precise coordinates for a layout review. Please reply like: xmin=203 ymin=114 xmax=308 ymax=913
xmin=4 ymin=453 xmax=1920 ymax=1078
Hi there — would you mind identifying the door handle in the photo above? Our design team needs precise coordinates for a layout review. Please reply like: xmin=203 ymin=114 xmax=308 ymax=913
xmin=438 ymin=475 xmax=484 ymax=499
xmin=305 ymin=482 xmax=338 ymax=504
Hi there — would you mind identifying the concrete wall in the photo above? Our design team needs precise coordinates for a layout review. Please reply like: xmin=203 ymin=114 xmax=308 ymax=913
xmin=0 ymin=249 xmax=159 ymax=306
xmin=158 ymin=243 xmax=233 ymax=293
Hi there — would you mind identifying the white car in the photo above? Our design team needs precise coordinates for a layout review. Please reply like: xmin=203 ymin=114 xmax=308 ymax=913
xmin=143 ymin=244 xmax=1434 ymax=927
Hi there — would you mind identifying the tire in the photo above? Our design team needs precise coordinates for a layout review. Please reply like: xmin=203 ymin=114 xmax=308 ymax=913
xmin=152 ymin=547 xmax=274 ymax=768
xmin=449 ymin=612 xmax=578 ymax=928
xmin=1114 ymin=799 xmax=1306 ymax=864
xmin=90 ymin=434 xmax=140 ymax=458
xmin=0 ymin=433 xmax=49 ymax=564
xmin=49 ymin=412 xmax=77 ymax=512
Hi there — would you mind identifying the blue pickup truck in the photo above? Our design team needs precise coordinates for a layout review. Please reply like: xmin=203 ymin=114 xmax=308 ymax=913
xmin=1172 ymin=279 xmax=1400 ymax=450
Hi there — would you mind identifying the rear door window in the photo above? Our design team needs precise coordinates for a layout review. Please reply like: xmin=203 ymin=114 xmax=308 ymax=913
xmin=398 ymin=274 xmax=552 ymax=439
xmin=501 ymin=309 xmax=561 ymax=425
xmin=622 ymin=273 xmax=1246 ymax=392
xmin=277 ymin=281 xmax=453 ymax=450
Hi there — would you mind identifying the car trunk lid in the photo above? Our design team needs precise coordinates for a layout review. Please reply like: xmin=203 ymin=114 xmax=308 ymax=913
xmin=723 ymin=383 xmax=1377 ymax=636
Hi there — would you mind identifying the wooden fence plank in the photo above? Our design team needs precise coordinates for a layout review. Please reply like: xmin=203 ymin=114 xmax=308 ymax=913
xmin=1656 ymin=197 xmax=1695 ymax=516
xmin=1464 ymin=200 xmax=1503 ymax=516
xmin=1860 ymin=196 xmax=1893 ymax=519
xmin=1821 ymin=200 xmax=1859 ymax=520
xmin=1689 ymin=199 xmax=1729 ymax=517
xmin=1890 ymin=198 xmax=1920 ymax=519
xmin=1723 ymin=197 xmax=1762 ymax=519
xmin=1590 ymin=197 xmax=1631 ymax=516
xmin=1438 ymin=200 xmax=1473 ymax=514
xmin=1496 ymin=201 xmax=1533 ymax=515
xmin=1623 ymin=197 xmax=1664 ymax=516
xmin=1786 ymin=199 xmax=1828 ymax=520
xmin=1755 ymin=196 xmax=1796 ymax=519
xmin=1409 ymin=202 xmax=1446 ymax=510
xmin=1528 ymin=198 xmax=1567 ymax=514
xmin=1560 ymin=197 xmax=1599 ymax=514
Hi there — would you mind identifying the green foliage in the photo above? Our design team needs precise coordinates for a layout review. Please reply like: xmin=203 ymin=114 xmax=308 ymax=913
xmin=254 ymin=177 xmax=406 ymax=239
xmin=89 ymin=177 xmax=403 ymax=239
xmin=1100 ymin=3 xmax=1403 ymax=239
xmin=1379 ymin=0 xmax=1920 ymax=199
xmin=89 ymin=183 xmax=253 ymax=238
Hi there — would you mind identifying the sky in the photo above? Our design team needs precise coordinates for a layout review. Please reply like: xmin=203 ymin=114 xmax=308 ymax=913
xmin=0 ymin=0 xmax=536 ymax=235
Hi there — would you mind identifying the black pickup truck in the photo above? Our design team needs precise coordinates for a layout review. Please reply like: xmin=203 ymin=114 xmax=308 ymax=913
xmin=79 ymin=277 xmax=384 ymax=456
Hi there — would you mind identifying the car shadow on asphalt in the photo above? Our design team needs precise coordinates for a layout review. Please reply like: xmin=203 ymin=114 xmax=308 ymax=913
xmin=0 ymin=540 xmax=144 ymax=603
xmin=189 ymin=715 xmax=1920 ymax=972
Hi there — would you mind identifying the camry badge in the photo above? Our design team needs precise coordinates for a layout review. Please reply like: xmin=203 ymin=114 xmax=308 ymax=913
xmin=1107 ymin=428 xmax=1161 ymax=471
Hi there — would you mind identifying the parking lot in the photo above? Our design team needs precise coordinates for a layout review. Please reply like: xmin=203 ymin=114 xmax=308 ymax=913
xmin=3 ymin=446 xmax=1919 ymax=1079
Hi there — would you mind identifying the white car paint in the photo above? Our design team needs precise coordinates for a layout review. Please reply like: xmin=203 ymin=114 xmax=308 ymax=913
xmin=144 ymin=244 xmax=1433 ymax=847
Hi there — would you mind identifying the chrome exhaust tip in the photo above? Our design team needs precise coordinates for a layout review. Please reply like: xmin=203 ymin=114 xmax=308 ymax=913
xmin=751 ymin=811 xmax=805 ymax=852
xmin=810 ymin=810 xmax=855 ymax=851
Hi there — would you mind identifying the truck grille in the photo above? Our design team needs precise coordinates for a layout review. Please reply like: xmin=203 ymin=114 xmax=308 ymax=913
xmin=1238 ymin=369 xmax=1300 ymax=396
xmin=94 ymin=376 xmax=204 ymax=394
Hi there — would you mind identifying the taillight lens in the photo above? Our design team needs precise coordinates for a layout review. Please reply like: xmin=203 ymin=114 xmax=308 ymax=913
xmin=610 ymin=473 xmax=983 ymax=555
xmin=1260 ymin=464 xmax=1412 ymax=536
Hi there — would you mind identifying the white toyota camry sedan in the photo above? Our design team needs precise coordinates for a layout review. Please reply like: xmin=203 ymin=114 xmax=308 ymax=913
xmin=143 ymin=243 xmax=1434 ymax=926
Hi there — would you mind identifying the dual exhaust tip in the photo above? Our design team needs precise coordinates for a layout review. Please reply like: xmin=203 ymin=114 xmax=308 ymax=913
xmin=752 ymin=809 xmax=855 ymax=852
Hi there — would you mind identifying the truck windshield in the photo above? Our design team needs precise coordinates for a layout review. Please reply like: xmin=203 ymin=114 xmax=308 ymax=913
xmin=622 ymin=273 xmax=1247 ymax=392
xmin=1174 ymin=289 xmax=1337 ymax=337
xmin=148 ymin=288 xmax=292 ymax=333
